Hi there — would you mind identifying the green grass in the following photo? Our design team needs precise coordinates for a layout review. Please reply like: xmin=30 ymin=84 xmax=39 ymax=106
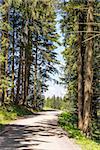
xmin=43 ymin=106 xmax=55 ymax=110
xmin=0 ymin=104 xmax=34 ymax=131
xmin=58 ymin=112 xmax=100 ymax=150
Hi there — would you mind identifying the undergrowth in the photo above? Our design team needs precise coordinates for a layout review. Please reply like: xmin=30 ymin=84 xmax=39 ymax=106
xmin=58 ymin=112 xmax=100 ymax=150
xmin=0 ymin=104 xmax=33 ymax=131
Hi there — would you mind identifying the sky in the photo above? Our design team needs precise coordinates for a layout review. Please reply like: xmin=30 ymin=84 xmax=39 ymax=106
xmin=44 ymin=15 xmax=66 ymax=98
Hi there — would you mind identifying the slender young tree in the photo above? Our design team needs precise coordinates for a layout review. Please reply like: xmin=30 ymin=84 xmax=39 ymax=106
xmin=11 ymin=0 xmax=15 ymax=101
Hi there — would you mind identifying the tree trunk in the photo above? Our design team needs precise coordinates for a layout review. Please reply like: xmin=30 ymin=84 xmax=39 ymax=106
xmin=23 ymin=52 xmax=27 ymax=105
xmin=83 ymin=0 xmax=94 ymax=134
xmin=15 ymin=46 xmax=22 ymax=104
xmin=0 ymin=50 xmax=2 ymax=106
xmin=39 ymin=67 xmax=42 ymax=99
xmin=23 ymin=18 xmax=28 ymax=105
xmin=0 ymin=0 xmax=2 ymax=106
xmin=22 ymin=49 xmax=26 ymax=105
xmin=11 ymin=6 xmax=15 ymax=102
xmin=1 ymin=1 xmax=9 ymax=103
xmin=5 ymin=44 xmax=8 ymax=101
xmin=77 ymin=12 xmax=85 ymax=130
xmin=33 ymin=39 xmax=38 ymax=109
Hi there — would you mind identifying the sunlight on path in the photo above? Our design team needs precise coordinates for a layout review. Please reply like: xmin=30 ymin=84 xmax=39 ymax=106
xmin=0 ymin=111 xmax=81 ymax=150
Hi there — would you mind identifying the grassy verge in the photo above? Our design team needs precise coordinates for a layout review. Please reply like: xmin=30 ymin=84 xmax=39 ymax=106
xmin=0 ymin=104 xmax=34 ymax=131
xmin=58 ymin=112 xmax=100 ymax=150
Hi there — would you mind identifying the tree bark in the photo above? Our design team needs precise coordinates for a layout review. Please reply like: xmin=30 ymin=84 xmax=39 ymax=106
xmin=1 ymin=1 xmax=9 ymax=103
xmin=0 ymin=50 xmax=2 ymax=106
xmin=11 ymin=5 xmax=15 ymax=102
xmin=83 ymin=0 xmax=94 ymax=134
xmin=77 ymin=12 xmax=85 ymax=130
xmin=33 ymin=35 xmax=38 ymax=109
xmin=23 ymin=18 xmax=28 ymax=105
xmin=22 ymin=49 xmax=26 ymax=105
xmin=15 ymin=46 xmax=22 ymax=104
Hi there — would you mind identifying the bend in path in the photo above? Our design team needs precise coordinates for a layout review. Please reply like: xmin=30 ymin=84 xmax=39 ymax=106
xmin=0 ymin=110 xmax=81 ymax=150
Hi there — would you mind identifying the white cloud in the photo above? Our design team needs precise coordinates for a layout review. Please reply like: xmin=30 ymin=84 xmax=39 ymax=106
xmin=44 ymin=82 xmax=66 ymax=98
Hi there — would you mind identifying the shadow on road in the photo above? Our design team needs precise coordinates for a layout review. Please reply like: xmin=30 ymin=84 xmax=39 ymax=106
xmin=0 ymin=114 xmax=65 ymax=150
xmin=0 ymin=124 xmax=50 ymax=150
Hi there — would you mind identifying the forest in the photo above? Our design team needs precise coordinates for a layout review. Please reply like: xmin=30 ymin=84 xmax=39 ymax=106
xmin=0 ymin=0 xmax=100 ymax=149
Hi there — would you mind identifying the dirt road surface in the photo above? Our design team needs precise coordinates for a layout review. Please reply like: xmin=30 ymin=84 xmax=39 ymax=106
xmin=0 ymin=110 xmax=81 ymax=150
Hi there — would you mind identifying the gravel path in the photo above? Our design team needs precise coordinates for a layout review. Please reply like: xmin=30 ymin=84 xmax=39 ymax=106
xmin=0 ymin=110 xmax=81 ymax=150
